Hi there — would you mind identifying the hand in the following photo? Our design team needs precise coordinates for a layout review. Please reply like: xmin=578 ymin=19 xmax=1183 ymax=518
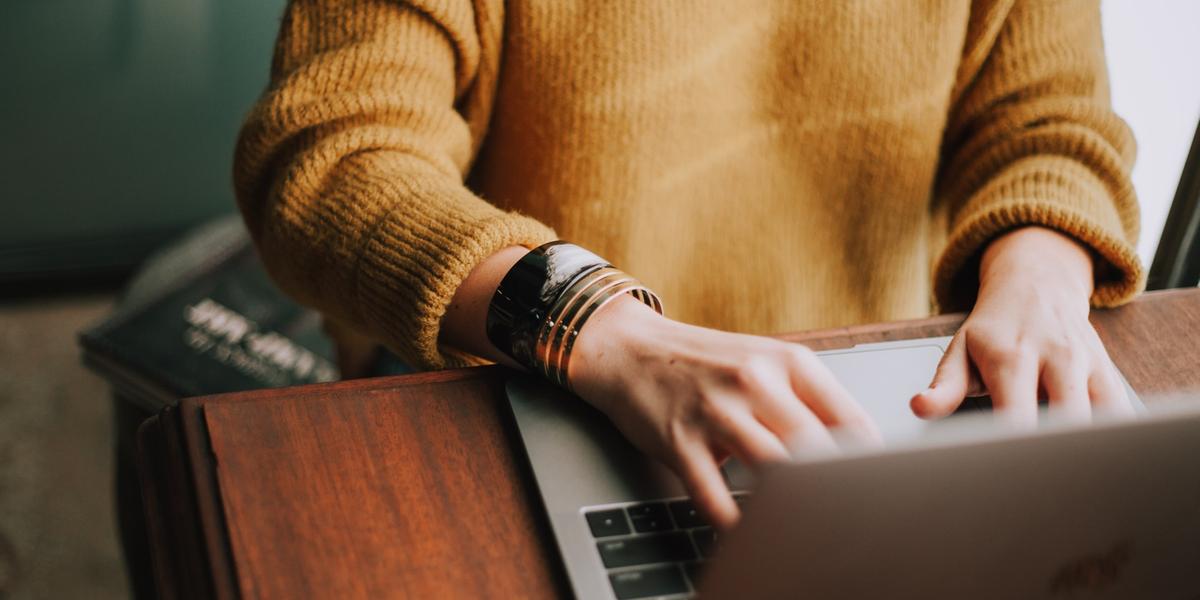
xmin=570 ymin=295 xmax=881 ymax=529
xmin=912 ymin=226 xmax=1132 ymax=425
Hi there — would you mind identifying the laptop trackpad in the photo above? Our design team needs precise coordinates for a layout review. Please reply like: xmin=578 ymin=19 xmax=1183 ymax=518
xmin=723 ymin=340 xmax=948 ymax=488
xmin=816 ymin=341 xmax=947 ymax=445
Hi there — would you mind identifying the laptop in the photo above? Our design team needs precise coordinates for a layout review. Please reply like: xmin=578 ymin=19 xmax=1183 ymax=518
xmin=505 ymin=336 xmax=1200 ymax=599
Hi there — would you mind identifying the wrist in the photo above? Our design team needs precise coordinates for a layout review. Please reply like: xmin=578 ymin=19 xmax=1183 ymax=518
xmin=568 ymin=294 xmax=667 ymax=395
xmin=979 ymin=226 xmax=1094 ymax=300
xmin=441 ymin=245 xmax=529 ymax=366
xmin=482 ymin=241 xmax=664 ymax=388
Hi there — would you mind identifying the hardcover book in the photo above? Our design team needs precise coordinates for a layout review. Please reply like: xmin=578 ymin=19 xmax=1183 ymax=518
xmin=79 ymin=216 xmax=338 ymax=411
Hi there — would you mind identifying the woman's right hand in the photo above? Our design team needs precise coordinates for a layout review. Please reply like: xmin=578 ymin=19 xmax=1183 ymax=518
xmin=569 ymin=295 xmax=881 ymax=529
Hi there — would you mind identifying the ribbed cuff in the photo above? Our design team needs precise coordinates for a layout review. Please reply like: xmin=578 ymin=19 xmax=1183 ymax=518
xmin=934 ymin=158 xmax=1145 ymax=312
xmin=350 ymin=168 xmax=557 ymax=370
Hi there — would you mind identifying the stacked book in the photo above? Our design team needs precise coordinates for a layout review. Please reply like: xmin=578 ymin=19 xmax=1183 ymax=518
xmin=79 ymin=216 xmax=338 ymax=411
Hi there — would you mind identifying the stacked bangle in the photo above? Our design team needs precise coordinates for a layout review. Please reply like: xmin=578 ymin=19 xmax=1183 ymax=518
xmin=486 ymin=242 xmax=663 ymax=389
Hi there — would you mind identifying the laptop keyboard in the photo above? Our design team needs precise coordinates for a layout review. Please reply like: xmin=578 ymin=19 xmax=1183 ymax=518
xmin=584 ymin=493 xmax=749 ymax=599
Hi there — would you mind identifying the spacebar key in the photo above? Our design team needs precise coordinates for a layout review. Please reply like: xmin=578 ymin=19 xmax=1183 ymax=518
xmin=597 ymin=532 xmax=696 ymax=568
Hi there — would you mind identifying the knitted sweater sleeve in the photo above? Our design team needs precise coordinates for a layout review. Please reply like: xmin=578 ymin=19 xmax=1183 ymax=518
xmin=933 ymin=0 xmax=1143 ymax=312
xmin=233 ymin=0 xmax=555 ymax=370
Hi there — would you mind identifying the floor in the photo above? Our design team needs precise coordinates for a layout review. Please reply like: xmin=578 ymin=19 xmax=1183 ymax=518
xmin=0 ymin=292 xmax=129 ymax=600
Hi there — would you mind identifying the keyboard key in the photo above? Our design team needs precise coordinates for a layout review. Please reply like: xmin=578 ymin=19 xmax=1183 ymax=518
xmin=597 ymin=532 xmax=696 ymax=568
xmin=609 ymin=565 xmax=689 ymax=599
xmin=668 ymin=500 xmax=706 ymax=529
xmin=691 ymin=527 xmax=718 ymax=558
xmin=585 ymin=509 xmax=630 ymax=538
xmin=626 ymin=502 xmax=672 ymax=533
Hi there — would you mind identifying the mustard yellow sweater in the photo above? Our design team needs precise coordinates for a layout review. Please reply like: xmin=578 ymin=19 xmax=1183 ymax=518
xmin=234 ymin=0 xmax=1142 ymax=370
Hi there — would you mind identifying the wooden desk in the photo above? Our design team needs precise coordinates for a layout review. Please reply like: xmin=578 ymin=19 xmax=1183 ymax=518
xmin=138 ymin=289 xmax=1200 ymax=599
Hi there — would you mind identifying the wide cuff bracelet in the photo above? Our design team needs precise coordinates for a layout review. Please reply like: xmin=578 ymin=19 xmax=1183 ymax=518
xmin=485 ymin=241 xmax=662 ymax=387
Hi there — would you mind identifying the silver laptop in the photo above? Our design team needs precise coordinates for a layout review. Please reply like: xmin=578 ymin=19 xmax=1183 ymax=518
xmin=506 ymin=336 xmax=1200 ymax=599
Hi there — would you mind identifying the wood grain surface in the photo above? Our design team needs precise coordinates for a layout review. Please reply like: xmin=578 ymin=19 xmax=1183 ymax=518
xmin=143 ymin=288 xmax=1200 ymax=599
xmin=202 ymin=374 xmax=567 ymax=599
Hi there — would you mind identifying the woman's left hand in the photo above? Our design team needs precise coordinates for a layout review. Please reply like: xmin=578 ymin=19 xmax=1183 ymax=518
xmin=911 ymin=226 xmax=1133 ymax=425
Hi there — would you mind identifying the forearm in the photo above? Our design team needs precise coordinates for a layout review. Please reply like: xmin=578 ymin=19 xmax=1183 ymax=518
xmin=932 ymin=0 xmax=1140 ymax=312
xmin=235 ymin=0 xmax=557 ymax=369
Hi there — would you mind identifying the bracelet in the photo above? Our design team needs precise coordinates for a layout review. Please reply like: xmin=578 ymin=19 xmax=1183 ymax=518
xmin=487 ymin=242 xmax=609 ymax=368
xmin=485 ymin=242 xmax=662 ymax=388
xmin=537 ymin=267 xmax=662 ymax=389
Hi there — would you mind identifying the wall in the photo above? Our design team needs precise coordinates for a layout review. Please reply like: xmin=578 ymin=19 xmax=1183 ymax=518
xmin=0 ymin=0 xmax=286 ymax=276
xmin=1102 ymin=0 xmax=1200 ymax=265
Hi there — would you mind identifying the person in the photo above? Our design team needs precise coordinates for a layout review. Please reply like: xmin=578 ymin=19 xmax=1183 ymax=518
xmin=234 ymin=0 xmax=1143 ymax=528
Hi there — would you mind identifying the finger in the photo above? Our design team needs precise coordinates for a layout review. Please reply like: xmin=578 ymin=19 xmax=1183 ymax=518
xmin=911 ymin=332 xmax=970 ymax=419
xmin=760 ymin=398 xmax=841 ymax=456
xmin=734 ymin=363 xmax=842 ymax=451
xmin=710 ymin=446 xmax=733 ymax=465
xmin=673 ymin=441 xmax=739 ymax=529
xmin=707 ymin=403 xmax=791 ymax=466
xmin=1088 ymin=359 xmax=1135 ymax=418
xmin=1040 ymin=357 xmax=1090 ymax=423
xmin=784 ymin=349 xmax=882 ymax=444
xmin=978 ymin=349 xmax=1039 ymax=428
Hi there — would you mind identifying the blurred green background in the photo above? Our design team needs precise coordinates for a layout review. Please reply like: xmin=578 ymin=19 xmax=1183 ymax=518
xmin=0 ymin=0 xmax=286 ymax=281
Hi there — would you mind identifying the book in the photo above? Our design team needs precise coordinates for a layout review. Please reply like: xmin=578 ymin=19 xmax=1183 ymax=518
xmin=79 ymin=216 xmax=339 ymax=411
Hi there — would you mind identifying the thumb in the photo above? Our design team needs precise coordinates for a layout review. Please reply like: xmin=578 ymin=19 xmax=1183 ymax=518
xmin=911 ymin=333 xmax=970 ymax=419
